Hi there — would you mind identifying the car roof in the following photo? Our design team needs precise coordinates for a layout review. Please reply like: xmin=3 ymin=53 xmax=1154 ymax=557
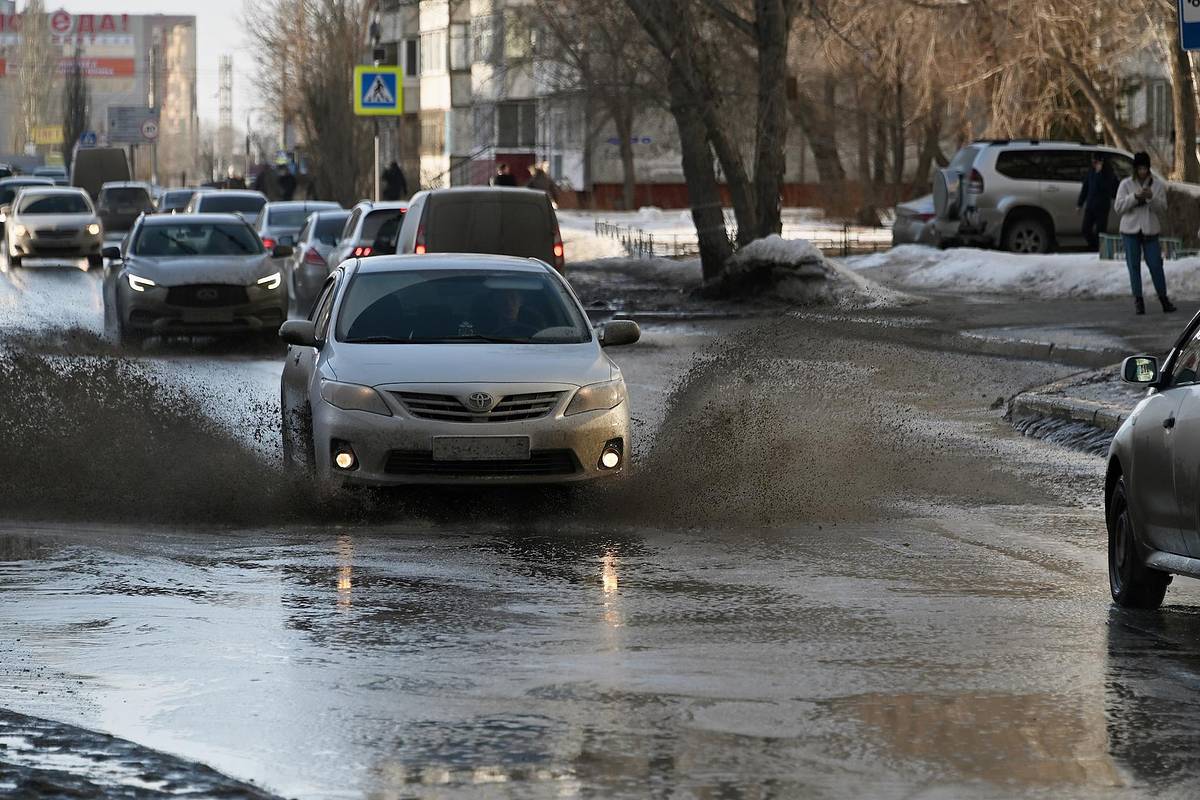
xmin=426 ymin=186 xmax=548 ymax=196
xmin=352 ymin=200 xmax=408 ymax=211
xmin=265 ymin=200 xmax=340 ymax=210
xmin=973 ymin=140 xmax=1130 ymax=154
xmin=352 ymin=253 xmax=551 ymax=274
xmin=100 ymin=181 xmax=152 ymax=190
xmin=0 ymin=177 xmax=53 ymax=186
xmin=198 ymin=190 xmax=267 ymax=200
xmin=17 ymin=186 xmax=89 ymax=196
xmin=139 ymin=212 xmax=254 ymax=225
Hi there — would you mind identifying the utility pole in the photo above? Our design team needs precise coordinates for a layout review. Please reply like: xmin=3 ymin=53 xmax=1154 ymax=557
xmin=218 ymin=55 xmax=234 ymax=178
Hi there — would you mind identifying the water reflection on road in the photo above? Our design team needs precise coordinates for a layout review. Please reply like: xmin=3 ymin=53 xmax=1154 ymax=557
xmin=4 ymin=507 xmax=1200 ymax=799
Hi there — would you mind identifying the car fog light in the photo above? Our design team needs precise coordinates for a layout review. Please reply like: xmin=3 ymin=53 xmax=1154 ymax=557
xmin=601 ymin=450 xmax=620 ymax=469
xmin=335 ymin=452 xmax=356 ymax=470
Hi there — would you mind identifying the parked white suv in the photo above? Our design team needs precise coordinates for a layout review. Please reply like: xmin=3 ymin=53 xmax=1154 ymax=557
xmin=933 ymin=140 xmax=1134 ymax=253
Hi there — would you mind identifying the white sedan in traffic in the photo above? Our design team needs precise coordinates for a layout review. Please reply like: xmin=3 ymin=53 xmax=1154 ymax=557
xmin=279 ymin=254 xmax=640 ymax=485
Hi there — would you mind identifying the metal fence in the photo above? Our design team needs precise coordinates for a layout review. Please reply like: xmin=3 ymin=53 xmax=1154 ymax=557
xmin=593 ymin=220 xmax=891 ymax=259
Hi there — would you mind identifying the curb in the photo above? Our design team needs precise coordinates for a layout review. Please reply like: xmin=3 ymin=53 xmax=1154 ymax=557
xmin=1005 ymin=366 xmax=1136 ymax=455
xmin=958 ymin=333 xmax=1127 ymax=369
xmin=1007 ymin=391 xmax=1129 ymax=434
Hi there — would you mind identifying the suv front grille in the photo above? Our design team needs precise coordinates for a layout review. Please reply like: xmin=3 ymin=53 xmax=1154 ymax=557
xmin=394 ymin=391 xmax=563 ymax=422
xmin=34 ymin=229 xmax=77 ymax=239
xmin=384 ymin=450 xmax=578 ymax=476
xmin=166 ymin=284 xmax=249 ymax=307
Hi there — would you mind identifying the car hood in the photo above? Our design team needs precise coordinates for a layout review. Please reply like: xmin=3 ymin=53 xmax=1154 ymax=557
xmin=122 ymin=253 xmax=275 ymax=287
xmin=327 ymin=341 xmax=613 ymax=388
xmin=17 ymin=212 xmax=97 ymax=228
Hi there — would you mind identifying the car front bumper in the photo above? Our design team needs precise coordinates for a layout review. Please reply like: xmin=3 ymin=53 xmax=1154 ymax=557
xmin=10 ymin=230 xmax=103 ymax=257
xmin=119 ymin=281 xmax=288 ymax=335
xmin=311 ymin=385 xmax=630 ymax=485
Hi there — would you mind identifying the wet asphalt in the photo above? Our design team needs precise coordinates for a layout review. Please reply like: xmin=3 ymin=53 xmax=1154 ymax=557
xmin=4 ymin=256 xmax=1200 ymax=798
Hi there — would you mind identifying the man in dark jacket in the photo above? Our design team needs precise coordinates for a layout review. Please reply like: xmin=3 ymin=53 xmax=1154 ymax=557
xmin=491 ymin=163 xmax=517 ymax=187
xmin=382 ymin=161 xmax=408 ymax=200
xmin=1077 ymin=153 xmax=1120 ymax=251
xmin=277 ymin=164 xmax=297 ymax=201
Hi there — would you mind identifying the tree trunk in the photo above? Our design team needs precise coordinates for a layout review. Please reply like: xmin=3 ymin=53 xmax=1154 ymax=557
xmin=750 ymin=0 xmax=789 ymax=239
xmin=872 ymin=117 xmax=887 ymax=186
xmin=667 ymin=67 xmax=732 ymax=282
xmin=612 ymin=105 xmax=637 ymax=210
xmin=1058 ymin=58 xmax=1133 ymax=151
xmin=791 ymin=81 xmax=846 ymax=186
xmin=1168 ymin=12 xmax=1200 ymax=182
xmin=854 ymin=77 xmax=870 ymax=184
xmin=890 ymin=78 xmax=905 ymax=186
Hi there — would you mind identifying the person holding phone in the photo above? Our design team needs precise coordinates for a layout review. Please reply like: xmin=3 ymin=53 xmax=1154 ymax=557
xmin=1114 ymin=151 xmax=1175 ymax=315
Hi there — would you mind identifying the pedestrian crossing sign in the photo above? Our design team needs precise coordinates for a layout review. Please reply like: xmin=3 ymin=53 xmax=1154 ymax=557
xmin=354 ymin=66 xmax=404 ymax=116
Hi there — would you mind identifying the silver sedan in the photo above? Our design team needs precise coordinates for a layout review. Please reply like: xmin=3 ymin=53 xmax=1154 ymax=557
xmin=279 ymin=254 xmax=639 ymax=486
xmin=1108 ymin=313 xmax=1200 ymax=608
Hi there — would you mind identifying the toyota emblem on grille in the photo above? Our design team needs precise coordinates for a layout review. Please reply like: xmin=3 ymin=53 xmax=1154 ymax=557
xmin=196 ymin=288 xmax=219 ymax=301
xmin=466 ymin=392 xmax=494 ymax=412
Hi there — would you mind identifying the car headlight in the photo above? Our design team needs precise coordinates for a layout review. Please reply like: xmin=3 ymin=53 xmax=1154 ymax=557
xmin=565 ymin=378 xmax=626 ymax=416
xmin=12 ymin=224 xmax=25 ymax=237
xmin=320 ymin=380 xmax=392 ymax=416
xmin=256 ymin=271 xmax=282 ymax=290
xmin=87 ymin=223 xmax=101 ymax=236
xmin=127 ymin=274 xmax=156 ymax=292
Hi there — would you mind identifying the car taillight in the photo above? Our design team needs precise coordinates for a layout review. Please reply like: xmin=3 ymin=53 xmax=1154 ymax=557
xmin=352 ymin=246 xmax=373 ymax=257
xmin=414 ymin=224 xmax=426 ymax=255
xmin=967 ymin=169 xmax=985 ymax=194
xmin=303 ymin=248 xmax=327 ymax=266
xmin=262 ymin=237 xmax=276 ymax=250
xmin=552 ymin=226 xmax=565 ymax=272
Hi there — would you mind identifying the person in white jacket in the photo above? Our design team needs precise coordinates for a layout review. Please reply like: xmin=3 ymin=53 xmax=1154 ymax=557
xmin=1114 ymin=151 xmax=1175 ymax=314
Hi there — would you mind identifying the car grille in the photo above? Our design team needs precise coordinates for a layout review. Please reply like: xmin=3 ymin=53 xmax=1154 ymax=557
xmin=384 ymin=450 xmax=578 ymax=477
xmin=34 ymin=229 xmax=77 ymax=239
xmin=166 ymin=284 xmax=249 ymax=307
xmin=394 ymin=391 xmax=563 ymax=422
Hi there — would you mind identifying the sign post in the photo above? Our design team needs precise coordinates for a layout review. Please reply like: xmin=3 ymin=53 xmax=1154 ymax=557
xmin=353 ymin=65 xmax=404 ymax=202
xmin=1181 ymin=0 xmax=1200 ymax=49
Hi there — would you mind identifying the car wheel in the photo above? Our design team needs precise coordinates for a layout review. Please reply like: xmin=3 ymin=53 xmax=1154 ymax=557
xmin=1108 ymin=475 xmax=1170 ymax=609
xmin=1002 ymin=216 xmax=1051 ymax=254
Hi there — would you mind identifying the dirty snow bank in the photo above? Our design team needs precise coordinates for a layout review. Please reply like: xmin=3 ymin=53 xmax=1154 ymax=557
xmin=715 ymin=235 xmax=908 ymax=307
xmin=849 ymin=245 xmax=1200 ymax=298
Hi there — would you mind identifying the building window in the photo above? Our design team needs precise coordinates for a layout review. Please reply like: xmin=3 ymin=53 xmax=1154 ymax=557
xmin=471 ymin=15 xmax=497 ymax=63
xmin=403 ymin=39 xmax=418 ymax=78
xmin=1150 ymin=81 xmax=1172 ymax=141
xmin=420 ymin=110 xmax=446 ymax=156
xmin=497 ymin=101 xmax=536 ymax=147
xmin=449 ymin=23 xmax=469 ymax=71
xmin=420 ymin=29 xmax=446 ymax=75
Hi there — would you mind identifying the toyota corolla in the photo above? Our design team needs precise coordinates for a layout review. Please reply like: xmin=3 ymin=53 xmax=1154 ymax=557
xmin=106 ymin=213 xmax=293 ymax=346
xmin=279 ymin=254 xmax=640 ymax=485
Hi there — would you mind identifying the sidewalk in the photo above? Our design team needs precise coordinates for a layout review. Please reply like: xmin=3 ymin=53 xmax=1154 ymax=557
xmin=1007 ymin=366 xmax=1144 ymax=455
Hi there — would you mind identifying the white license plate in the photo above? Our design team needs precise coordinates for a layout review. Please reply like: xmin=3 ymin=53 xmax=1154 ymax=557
xmin=432 ymin=436 xmax=530 ymax=461
xmin=183 ymin=309 xmax=233 ymax=323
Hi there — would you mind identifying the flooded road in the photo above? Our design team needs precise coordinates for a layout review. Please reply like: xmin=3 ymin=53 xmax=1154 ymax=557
xmin=5 ymin=258 xmax=1200 ymax=797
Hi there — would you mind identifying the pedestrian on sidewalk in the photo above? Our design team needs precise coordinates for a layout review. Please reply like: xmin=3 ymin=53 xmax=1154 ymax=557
xmin=1114 ymin=151 xmax=1175 ymax=315
xmin=381 ymin=161 xmax=407 ymax=200
xmin=1077 ymin=153 xmax=1119 ymax=251
xmin=491 ymin=162 xmax=517 ymax=187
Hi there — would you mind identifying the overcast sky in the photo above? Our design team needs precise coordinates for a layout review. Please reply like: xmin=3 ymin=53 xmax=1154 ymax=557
xmin=51 ymin=0 xmax=256 ymax=125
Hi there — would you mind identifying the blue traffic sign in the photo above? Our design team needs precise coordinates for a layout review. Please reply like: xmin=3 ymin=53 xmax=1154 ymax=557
xmin=79 ymin=131 xmax=97 ymax=147
xmin=1180 ymin=0 xmax=1200 ymax=50
xmin=354 ymin=66 xmax=403 ymax=116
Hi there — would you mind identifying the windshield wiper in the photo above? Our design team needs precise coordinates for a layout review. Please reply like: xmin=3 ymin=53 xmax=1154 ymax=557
xmin=210 ymin=227 xmax=255 ymax=254
xmin=342 ymin=336 xmax=418 ymax=344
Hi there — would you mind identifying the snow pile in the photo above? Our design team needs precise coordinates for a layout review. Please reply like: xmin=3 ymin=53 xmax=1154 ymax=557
xmin=713 ymin=234 xmax=905 ymax=307
xmin=849 ymin=245 xmax=1200 ymax=299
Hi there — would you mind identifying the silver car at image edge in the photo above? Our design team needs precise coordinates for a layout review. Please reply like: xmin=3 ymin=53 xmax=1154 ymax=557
xmin=1108 ymin=309 xmax=1200 ymax=608
xmin=279 ymin=254 xmax=640 ymax=485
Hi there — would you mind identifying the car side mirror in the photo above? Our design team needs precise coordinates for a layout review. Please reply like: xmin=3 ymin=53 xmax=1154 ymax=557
xmin=102 ymin=245 xmax=122 ymax=261
xmin=279 ymin=319 xmax=318 ymax=347
xmin=272 ymin=244 xmax=294 ymax=258
xmin=1122 ymin=355 xmax=1159 ymax=385
xmin=599 ymin=319 xmax=640 ymax=347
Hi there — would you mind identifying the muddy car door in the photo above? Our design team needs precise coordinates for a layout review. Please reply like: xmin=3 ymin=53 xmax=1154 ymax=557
xmin=1170 ymin=386 xmax=1200 ymax=558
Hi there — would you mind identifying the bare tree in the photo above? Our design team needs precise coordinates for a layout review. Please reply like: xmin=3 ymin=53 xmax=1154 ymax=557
xmin=62 ymin=46 xmax=90 ymax=173
xmin=15 ymin=0 xmax=55 ymax=152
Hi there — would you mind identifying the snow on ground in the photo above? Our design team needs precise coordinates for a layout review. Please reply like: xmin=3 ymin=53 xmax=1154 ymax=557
xmin=849 ymin=244 xmax=1200 ymax=299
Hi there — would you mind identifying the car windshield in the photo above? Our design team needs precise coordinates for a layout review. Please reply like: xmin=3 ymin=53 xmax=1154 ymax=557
xmin=199 ymin=195 xmax=266 ymax=215
xmin=19 ymin=194 xmax=90 ymax=214
xmin=133 ymin=222 xmax=265 ymax=257
xmin=0 ymin=183 xmax=48 ymax=205
xmin=314 ymin=213 xmax=349 ymax=245
xmin=159 ymin=191 xmax=193 ymax=210
xmin=269 ymin=207 xmax=324 ymax=229
xmin=100 ymin=187 xmax=151 ymax=207
xmin=336 ymin=269 xmax=590 ymax=344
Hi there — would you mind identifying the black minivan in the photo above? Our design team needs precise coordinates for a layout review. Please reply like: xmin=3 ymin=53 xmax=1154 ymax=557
xmin=393 ymin=187 xmax=565 ymax=273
